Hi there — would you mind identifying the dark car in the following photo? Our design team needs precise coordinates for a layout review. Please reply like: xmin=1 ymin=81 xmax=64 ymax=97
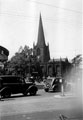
xmin=43 ymin=76 xmax=63 ymax=92
xmin=0 ymin=75 xmax=38 ymax=98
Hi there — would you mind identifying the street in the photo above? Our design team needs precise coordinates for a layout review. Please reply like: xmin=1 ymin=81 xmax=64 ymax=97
xmin=0 ymin=89 xmax=82 ymax=120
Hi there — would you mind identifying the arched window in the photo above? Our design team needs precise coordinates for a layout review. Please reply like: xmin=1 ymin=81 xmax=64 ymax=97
xmin=37 ymin=48 xmax=40 ymax=56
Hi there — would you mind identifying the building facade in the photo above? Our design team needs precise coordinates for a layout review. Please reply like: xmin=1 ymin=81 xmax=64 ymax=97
xmin=0 ymin=46 xmax=9 ymax=74
xmin=32 ymin=14 xmax=71 ymax=78
xmin=47 ymin=58 xmax=72 ymax=77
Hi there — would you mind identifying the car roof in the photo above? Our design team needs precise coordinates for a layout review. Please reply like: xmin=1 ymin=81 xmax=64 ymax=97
xmin=47 ymin=76 xmax=63 ymax=80
xmin=0 ymin=75 xmax=21 ymax=78
xmin=47 ymin=76 xmax=55 ymax=79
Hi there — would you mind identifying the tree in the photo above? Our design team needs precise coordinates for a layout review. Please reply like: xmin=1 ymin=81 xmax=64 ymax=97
xmin=72 ymin=54 xmax=82 ymax=67
xmin=5 ymin=45 xmax=42 ymax=79
xmin=71 ymin=54 xmax=82 ymax=81
xmin=5 ymin=45 xmax=33 ymax=77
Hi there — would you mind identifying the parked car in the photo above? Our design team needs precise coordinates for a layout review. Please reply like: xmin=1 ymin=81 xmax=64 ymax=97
xmin=43 ymin=76 xmax=63 ymax=92
xmin=0 ymin=75 xmax=38 ymax=98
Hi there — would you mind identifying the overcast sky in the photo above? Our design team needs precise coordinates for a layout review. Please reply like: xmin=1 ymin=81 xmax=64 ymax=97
xmin=0 ymin=0 xmax=82 ymax=60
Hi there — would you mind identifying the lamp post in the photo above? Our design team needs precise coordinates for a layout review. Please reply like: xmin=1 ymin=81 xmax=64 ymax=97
xmin=29 ymin=55 xmax=31 ymax=77
xmin=60 ymin=58 xmax=65 ymax=96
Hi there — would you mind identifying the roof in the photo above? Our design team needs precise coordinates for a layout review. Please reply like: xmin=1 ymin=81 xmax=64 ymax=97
xmin=0 ymin=46 xmax=9 ymax=56
xmin=37 ymin=14 xmax=46 ymax=47
xmin=48 ymin=58 xmax=67 ymax=63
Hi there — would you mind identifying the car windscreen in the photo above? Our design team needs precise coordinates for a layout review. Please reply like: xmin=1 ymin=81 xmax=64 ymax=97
xmin=44 ymin=79 xmax=53 ymax=85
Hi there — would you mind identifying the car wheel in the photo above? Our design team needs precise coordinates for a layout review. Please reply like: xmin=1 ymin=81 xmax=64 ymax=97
xmin=23 ymin=92 xmax=27 ymax=96
xmin=44 ymin=88 xmax=49 ymax=92
xmin=2 ymin=91 xmax=11 ymax=98
xmin=53 ymin=87 xmax=56 ymax=92
xmin=30 ymin=90 xmax=36 ymax=96
xmin=23 ymin=90 xmax=28 ymax=96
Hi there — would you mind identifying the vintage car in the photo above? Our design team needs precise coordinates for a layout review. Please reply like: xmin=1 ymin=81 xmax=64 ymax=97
xmin=43 ymin=76 xmax=63 ymax=92
xmin=0 ymin=75 xmax=38 ymax=98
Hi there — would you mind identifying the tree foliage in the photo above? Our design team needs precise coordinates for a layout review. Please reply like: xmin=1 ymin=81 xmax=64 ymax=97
xmin=5 ymin=45 xmax=33 ymax=77
xmin=5 ymin=45 xmax=42 ymax=78
xmin=70 ymin=54 xmax=82 ymax=80
xmin=72 ymin=54 xmax=82 ymax=67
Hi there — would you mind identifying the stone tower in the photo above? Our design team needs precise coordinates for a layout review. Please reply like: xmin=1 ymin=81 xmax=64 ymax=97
xmin=33 ymin=14 xmax=50 ymax=63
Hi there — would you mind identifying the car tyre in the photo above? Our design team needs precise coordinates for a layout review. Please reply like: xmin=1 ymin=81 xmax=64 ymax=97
xmin=2 ymin=91 xmax=11 ymax=98
xmin=44 ymin=88 xmax=49 ymax=92
xmin=30 ymin=90 xmax=36 ymax=96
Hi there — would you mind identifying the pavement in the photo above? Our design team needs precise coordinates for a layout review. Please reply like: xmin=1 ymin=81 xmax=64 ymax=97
xmin=0 ymin=90 xmax=82 ymax=120
xmin=1 ymin=110 xmax=83 ymax=120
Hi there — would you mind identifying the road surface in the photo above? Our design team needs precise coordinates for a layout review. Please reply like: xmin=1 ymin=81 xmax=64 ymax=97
xmin=0 ymin=89 xmax=82 ymax=120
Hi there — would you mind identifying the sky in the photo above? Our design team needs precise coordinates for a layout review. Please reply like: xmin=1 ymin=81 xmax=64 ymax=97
xmin=0 ymin=0 xmax=82 ymax=60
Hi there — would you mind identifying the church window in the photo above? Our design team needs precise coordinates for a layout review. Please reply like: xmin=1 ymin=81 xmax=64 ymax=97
xmin=37 ymin=48 xmax=40 ymax=56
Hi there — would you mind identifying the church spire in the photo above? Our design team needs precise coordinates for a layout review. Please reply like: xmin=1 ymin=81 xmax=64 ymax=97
xmin=33 ymin=13 xmax=50 ymax=63
xmin=37 ymin=13 xmax=46 ymax=47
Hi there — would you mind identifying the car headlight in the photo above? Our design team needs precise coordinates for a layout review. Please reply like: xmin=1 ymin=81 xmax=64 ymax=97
xmin=46 ymin=84 xmax=50 ymax=87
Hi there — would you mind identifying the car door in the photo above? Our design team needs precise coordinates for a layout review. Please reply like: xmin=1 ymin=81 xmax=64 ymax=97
xmin=10 ymin=77 xmax=23 ymax=94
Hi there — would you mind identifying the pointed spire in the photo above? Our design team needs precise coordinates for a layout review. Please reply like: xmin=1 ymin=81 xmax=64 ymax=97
xmin=37 ymin=13 xmax=46 ymax=47
xmin=33 ymin=42 xmax=35 ymax=48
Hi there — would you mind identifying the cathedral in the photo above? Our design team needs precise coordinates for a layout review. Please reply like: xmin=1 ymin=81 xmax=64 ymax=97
xmin=33 ymin=14 xmax=71 ymax=77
